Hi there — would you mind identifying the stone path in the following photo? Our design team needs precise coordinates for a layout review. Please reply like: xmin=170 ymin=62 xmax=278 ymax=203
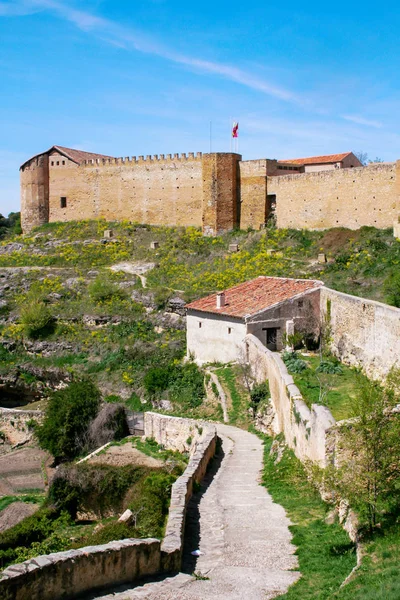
xmin=87 ymin=425 xmax=300 ymax=600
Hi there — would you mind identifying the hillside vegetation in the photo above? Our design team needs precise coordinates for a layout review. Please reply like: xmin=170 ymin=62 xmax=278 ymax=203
xmin=0 ymin=219 xmax=399 ymax=596
xmin=0 ymin=219 xmax=399 ymax=411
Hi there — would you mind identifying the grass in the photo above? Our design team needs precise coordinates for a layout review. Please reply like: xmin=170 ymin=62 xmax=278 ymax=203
xmin=291 ymin=355 xmax=370 ymax=421
xmin=334 ymin=527 xmax=400 ymax=599
xmin=0 ymin=494 xmax=44 ymax=513
xmin=215 ymin=365 xmax=250 ymax=427
xmin=260 ymin=434 xmax=357 ymax=599
xmin=260 ymin=433 xmax=400 ymax=599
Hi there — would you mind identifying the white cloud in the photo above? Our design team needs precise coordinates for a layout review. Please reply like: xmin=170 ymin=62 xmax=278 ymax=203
xmin=341 ymin=114 xmax=383 ymax=128
xmin=4 ymin=0 xmax=298 ymax=103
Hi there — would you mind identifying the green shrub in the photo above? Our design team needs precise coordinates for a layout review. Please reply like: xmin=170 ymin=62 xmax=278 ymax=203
xmin=36 ymin=380 xmax=101 ymax=461
xmin=250 ymin=381 xmax=270 ymax=408
xmin=144 ymin=367 xmax=172 ymax=395
xmin=286 ymin=359 xmax=308 ymax=373
xmin=20 ymin=302 xmax=54 ymax=338
xmin=316 ymin=360 xmax=343 ymax=375
xmin=384 ymin=271 xmax=400 ymax=307
xmin=71 ymin=522 xmax=135 ymax=548
xmin=49 ymin=463 xmax=148 ymax=519
xmin=88 ymin=277 xmax=124 ymax=303
xmin=0 ymin=507 xmax=61 ymax=551
xmin=126 ymin=392 xmax=144 ymax=411
xmin=282 ymin=350 xmax=299 ymax=362
xmin=169 ymin=363 xmax=205 ymax=408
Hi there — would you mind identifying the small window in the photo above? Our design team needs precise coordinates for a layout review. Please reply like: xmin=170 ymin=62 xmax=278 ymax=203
xmin=62 ymin=160 xmax=65 ymax=165
xmin=51 ymin=161 xmax=54 ymax=166
xmin=60 ymin=197 xmax=67 ymax=208
xmin=198 ymin=322 xmax=202 ymax=328
xmin=228 ymin=327 xmax=232 ymax=334
xmin=56 ymin=161 xmax=60 ymax=166
xmin=298 ymin=300 xmax=304 ymax=308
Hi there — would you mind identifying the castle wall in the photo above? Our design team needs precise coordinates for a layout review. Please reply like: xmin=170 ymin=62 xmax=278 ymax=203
xmin=268 ymin=162 xmax=399 ymax=230
xmin=48 ymin=153 xmax=205 ymax=228
xmin=202 ymin=153 xmax=241 ymax=235
xmin=239 ymin=160 xmax=268 ymax=230
xmin=20 ymin=155 xmax=49 ymax=232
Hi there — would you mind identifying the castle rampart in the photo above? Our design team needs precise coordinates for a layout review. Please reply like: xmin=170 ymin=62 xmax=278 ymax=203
xmin=20 ymin=147 xmax=400 ymax=234
xmin=268 ymin=161 xmax=400 ymax=230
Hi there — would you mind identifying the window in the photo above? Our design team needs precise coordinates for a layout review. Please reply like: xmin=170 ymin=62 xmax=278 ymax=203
xmin=51 ymin=161 xmax=54 ymax=166
xmin=56 ymin=161 xmax=60 ymax=166
xmin=198 ymin=322 xmax=202 ymax=328
xmin=62 ymin=160 xmax=65 ymax=165
xmin=228 ymin=327 xmax=232 ymax=334
xmin=298 ymin=300 xmax=304 ymax=308
xmin=60 ymin=197 xmax=67 ymax=208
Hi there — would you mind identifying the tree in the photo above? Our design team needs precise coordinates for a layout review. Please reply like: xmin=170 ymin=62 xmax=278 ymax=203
xmin=354 ymin=151 xmax=369 ymax=166
xmin=0 ymin=212 xmax=22 ymax=239
xmin=334 ymin=376 xmax=400 ymax=532
xmin=36 ymin=380 xmax=101 ymax=462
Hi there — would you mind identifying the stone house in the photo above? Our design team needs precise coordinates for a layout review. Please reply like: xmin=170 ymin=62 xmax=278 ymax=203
xmin=277 ymin=151 xmax=362 ymax=173
xmin=185 ymin=276 xmax=323 ymax=364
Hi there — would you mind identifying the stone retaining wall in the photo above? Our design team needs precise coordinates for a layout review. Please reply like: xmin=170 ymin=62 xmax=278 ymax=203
xmin=245 ymin=334 xmax=336 ymax=465
xmin=0 ymin=413 xmax=217 ymax=599
xmin=321 ymin=287 xmax=400 ymax=380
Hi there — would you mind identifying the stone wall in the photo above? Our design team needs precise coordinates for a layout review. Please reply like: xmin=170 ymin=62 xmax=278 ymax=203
xmin=245 ymin=334 xmax=335 ymax=464
xmin=21 ymin=148 xmax=400 ymax=235
xmin=238 ymin=159 xmax=268 ymax=230
xmin=0 ymin=413 xmax=217 ymax=599
xmin=201 ymin=153 xmax=241 ymax=236
xmin=321 ymin=287 xmax=400 ymax=379
xmin=20 ymin=155 xmax=49 ymax=233
xmin=0 ymin=539 xmax=161 ymax=600
xmin=267 ymin=161 xmax=399 ymax=230
xmin=48 ymin=153 xmax=205 ymax=229
xmin=143 ymin=413 xmax=217 ymax=570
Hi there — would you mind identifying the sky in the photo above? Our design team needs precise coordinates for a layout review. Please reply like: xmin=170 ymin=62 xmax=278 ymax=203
xmin=1 ymin=0 xmax=400 ymax=215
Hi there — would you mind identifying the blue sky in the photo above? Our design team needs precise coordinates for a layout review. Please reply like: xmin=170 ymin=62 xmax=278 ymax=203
xmin=1 ymin=0 xmax=400 ymax=215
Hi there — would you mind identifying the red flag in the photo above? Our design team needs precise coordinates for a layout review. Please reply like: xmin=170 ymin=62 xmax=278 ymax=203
xmin=232 ymin=122 xmax=239 ymax=138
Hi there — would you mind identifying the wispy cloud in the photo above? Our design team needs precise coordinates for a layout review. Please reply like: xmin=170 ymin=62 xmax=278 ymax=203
xmin=1 ymin=0 xmax=298 ymax=103
xmin=341 ymin=114 xmax=383 ymax=128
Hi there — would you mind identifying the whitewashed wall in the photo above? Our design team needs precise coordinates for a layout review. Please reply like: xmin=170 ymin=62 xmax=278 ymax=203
xmin=186 ymin=310 xmax=246 ymax=364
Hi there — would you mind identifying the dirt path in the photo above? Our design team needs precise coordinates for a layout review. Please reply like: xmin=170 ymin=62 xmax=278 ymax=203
xmin=88 ymin=425 xmax=299 ymax=600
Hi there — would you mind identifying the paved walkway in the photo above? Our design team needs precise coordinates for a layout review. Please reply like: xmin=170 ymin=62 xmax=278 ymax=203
xmin=89 ymin=425 xmax=300 ymax=600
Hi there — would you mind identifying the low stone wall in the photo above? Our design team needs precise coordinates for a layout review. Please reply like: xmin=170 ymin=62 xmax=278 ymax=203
xmin=159 ymin=422 xmax=217 ymax=570
xmin=0 ymin=413 xmax=217 ymax=599
xmin=321 ymin=287 xmax=400 ymax=380
xmin=245 ymin=334 xmax=336 ymax=465
xmin=0 ymin=538 xmax=161 ymax=600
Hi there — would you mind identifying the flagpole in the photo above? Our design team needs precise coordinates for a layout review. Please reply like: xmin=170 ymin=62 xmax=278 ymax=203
xmin=210 ymin=121 xmax=212 ymax=153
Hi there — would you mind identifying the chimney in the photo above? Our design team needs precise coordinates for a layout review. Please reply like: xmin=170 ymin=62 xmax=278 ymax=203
xmin=216 ymin=292 xmax=225 ymax=309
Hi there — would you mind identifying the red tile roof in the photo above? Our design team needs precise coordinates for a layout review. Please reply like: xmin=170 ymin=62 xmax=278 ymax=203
xmin=53 ymin=146 xmax=115 ymax=164
xmin=186 ymin=276 xmax=323 ymax=319
xmin=20 ymin=146 xmax=115 ymax=169
xmin=278 ymin=152 xmax=353 ymax=166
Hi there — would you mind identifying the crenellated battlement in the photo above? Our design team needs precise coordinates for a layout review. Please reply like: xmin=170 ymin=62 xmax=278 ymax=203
xmin=81 ymin=151 xmax=203 ymax=167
